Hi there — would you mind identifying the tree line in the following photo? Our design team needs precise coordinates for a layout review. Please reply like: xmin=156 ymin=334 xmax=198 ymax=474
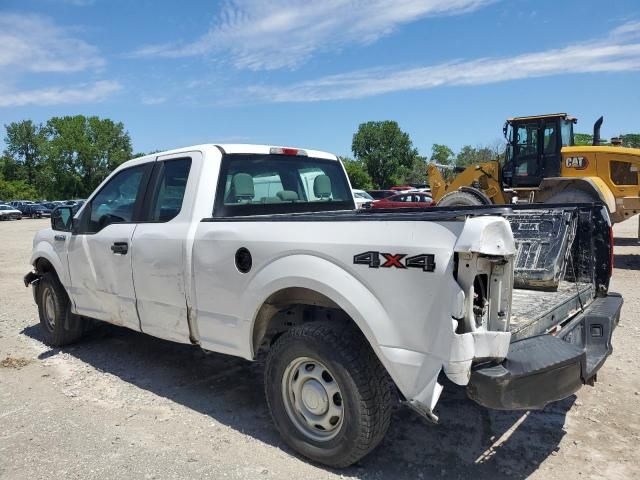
xmin=344 ymin=121 xmax=640 ymax=190
xmin=0 ymin=116 xmax=135 ymax=200
xmin=2 ymin=116 xmax=640 ymax=200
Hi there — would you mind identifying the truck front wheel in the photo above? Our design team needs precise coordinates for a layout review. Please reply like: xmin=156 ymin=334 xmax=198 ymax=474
xmin=36 ymin=272 xmax=85 ymax=347
xmin=264 ymin=322 xmax=393 ymax=468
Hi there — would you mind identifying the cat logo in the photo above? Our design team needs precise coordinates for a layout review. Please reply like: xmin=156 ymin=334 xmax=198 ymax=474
xmin=565 ymin=156 xmax=588 ymax=170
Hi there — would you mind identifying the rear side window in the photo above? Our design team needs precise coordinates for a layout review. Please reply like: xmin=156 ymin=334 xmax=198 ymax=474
xmin=214 ymin=154 xmax=354 ymax=217
xmin=148 ymin=158 xmax=192 ymax=222
xmin=610 ymin=160 xmax=638 ymax=185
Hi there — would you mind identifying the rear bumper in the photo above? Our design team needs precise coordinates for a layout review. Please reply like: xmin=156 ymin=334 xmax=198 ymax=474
xmin=467 ymin=293 xmax=622 ymax=410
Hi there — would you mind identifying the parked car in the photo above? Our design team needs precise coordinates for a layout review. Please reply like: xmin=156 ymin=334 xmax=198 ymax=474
xmin=25 ymin=143 xmax=621 ymax=468
xmin=372 ymin=192 xmax=433 ymax=209
xmin=366 ymin=189 xmax=395 ymax=200
xmin=0 ymin=204 xmax=22 ymax=220
xmin=42 ymin=202 xmax=62 ymax=210
xmin=352 ymin=189 xmax=374 ymax=209
xmin=21 ymin=204 xmax=51 ymax=218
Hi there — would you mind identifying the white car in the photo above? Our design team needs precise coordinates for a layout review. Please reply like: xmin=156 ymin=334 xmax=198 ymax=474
xmin=25 ymin=143 xmax=621 ymax=468
xmin=352 ymin=189 xmax=374 ymax=209
xmin=0 ymin=204 xmax=22 ymax=220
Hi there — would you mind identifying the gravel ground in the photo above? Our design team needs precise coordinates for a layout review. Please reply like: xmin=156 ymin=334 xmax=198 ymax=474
xmin=1 ymin=217 xmax=639 ymax=480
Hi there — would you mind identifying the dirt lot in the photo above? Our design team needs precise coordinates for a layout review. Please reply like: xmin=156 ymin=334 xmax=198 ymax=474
xmin=1 ymin=218 xmax=639 ymax=480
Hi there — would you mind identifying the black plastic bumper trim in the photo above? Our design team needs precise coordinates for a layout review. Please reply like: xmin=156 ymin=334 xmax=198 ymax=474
xmin=467 ymin=293 xmax=622 ymax=410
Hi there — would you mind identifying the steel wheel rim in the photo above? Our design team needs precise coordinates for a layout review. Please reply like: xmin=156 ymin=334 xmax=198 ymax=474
xmin=282 ymin=356 xmax=344 ymax=442
xmin=43 ymin=287 xmax=56 ymax=331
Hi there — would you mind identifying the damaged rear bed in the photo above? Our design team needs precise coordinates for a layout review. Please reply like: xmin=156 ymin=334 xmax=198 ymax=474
xmin=466 ymin=203 xmax=622 ymax=410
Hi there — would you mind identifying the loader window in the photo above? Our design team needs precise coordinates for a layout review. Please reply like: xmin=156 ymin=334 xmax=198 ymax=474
xmin=561 ymin=121 xmax=574 ymax=147
xmin=610 ymin=160 xmax=638 ymax=185
xmin=543 ymin=124 xmax=557 ymax=154
xmin=516 ymin=124 xmax=538 ymax=157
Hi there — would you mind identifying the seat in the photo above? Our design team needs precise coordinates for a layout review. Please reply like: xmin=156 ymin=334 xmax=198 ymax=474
xmin=276 ymin=190 xmax=299 ymax=202
xmin=229 ymin=173 xmax=254 ymax=203
xmin=313 ymin=175 xmax=332 ymax=200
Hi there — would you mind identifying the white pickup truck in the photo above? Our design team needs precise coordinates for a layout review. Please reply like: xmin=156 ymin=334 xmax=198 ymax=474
xmin=25 ymin=144 xmax=622 ymax=467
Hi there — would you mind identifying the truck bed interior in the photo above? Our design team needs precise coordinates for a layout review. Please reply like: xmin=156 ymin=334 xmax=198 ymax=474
xmin=504 ymin=205 xmax=610 ymax=341
xmin=510 ymin=281 xmax=593 ymax=340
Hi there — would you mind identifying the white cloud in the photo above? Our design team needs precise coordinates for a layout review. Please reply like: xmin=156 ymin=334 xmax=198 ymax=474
xmin=0 ymin=80 xmax=122 ymax=107
xmin=131 ymin=0 xmax=497 ymax=70
xmin=141 ymin=95 xmax=167 ymax=105
xmin=0 ymin=13 xmax=104 ymax=74
xmin=244 ymin=23 xmax=640 ymax=102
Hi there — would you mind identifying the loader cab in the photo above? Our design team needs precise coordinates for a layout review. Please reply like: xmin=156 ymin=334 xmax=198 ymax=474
xmin=502 ymin=113 xmax=576 ymax=188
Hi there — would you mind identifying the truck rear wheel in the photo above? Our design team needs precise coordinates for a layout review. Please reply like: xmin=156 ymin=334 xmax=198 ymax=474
xmin=36 ymin=272 xmax=85 ymax=347
xmin=264 ymin=322 xmax=393 ymax=468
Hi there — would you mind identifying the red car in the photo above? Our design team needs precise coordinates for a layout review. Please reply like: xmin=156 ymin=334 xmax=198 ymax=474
xmin=372 ymin=192 xmax=434 ymax=209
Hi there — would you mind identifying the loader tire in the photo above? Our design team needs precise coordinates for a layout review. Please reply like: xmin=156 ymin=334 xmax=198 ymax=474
xmin=437 ymin=190 xmax=485 ymax=207
xmin=544 ymin=189 xmax=598 ymax=205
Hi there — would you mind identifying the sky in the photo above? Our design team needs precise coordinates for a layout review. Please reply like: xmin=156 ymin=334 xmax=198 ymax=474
xmin=1 ymin=0 xmax=639 ymax=157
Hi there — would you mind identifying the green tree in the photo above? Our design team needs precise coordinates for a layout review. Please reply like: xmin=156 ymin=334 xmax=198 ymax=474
xmin=430 ymin=144 xmax=454 ymax=165
xmin=574 ymin=133 xmax=593 ymax=146
xmin=352 ymin=121 xmax=418 ymax=188
xmin=455 ymin=145 xmax=495 ymax=168
xmin=43 ymin=115 xmax=133 ymax=198
xmin=621 ymin=134 xmax=640 ymax=148
xmin=340 ymin=157 xmax=373 ymax=190
xmin=4 ymin=120 xmax=46 ymax=185
xmin=0 ymin=178 xmax=37 ymax=200
xmin=396 ymin=156 xmax=428 ymax=186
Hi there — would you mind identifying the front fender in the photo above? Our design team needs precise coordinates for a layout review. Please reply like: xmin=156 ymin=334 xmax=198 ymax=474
xmin=30 ymin=241 xmax=69 ymax=287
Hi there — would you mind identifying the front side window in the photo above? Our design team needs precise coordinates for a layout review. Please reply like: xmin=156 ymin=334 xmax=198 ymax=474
xmin=87 ymin=166 xmax=146 ymax=232
xmin=214 ymin=154 xmax=354 ymax=217
xmin=149 ymin=158 xmax=192 ymax=222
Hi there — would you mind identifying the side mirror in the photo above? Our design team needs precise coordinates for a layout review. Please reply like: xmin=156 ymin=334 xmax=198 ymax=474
xmin=51 ymin=206 xmax=73 ymax=232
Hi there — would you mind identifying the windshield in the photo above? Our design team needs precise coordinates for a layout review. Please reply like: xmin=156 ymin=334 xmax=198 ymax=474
xmin=214 ymin=154 xmax=355 ymax=217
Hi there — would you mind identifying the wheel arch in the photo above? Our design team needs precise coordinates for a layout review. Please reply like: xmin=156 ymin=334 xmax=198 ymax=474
xmin=244 ymin=254 xmax=409 ymax=392
xmin=30 ymin=244 xmax=67 ymax=285
xmin=538 ymin=177 xmax=616 ymax=212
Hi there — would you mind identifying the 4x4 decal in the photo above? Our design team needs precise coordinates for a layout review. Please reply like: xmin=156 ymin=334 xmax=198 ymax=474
xmin=353 ymin=251 xmax=436 ymax=272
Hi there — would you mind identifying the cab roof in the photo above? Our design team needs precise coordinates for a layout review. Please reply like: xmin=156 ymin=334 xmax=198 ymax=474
xmin=508 ymin=113 xmax=577 ymax=123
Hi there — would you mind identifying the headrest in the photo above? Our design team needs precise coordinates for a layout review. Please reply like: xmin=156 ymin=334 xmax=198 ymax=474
xmin=276 ymin=190 xmax=299 ymax=201
xmin=313 ymin=175 xmax=332 ymax=198
xmin=232 ymin=173 xmax=254 ymax=199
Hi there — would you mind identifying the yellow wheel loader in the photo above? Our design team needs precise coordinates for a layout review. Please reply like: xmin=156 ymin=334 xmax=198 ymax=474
xmin=428 ymin=113 xmax=640 ymax=224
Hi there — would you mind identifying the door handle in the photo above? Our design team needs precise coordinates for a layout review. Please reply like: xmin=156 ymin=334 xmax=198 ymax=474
xmin=54 ymin=235 xmax=66 ymax=241
xmin=111 ymin=242 xmax=129 ymax=255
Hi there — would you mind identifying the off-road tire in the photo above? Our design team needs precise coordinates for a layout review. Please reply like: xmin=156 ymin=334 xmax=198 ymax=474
xmin=544 ymin=189 xmax=598 ymax=205
xmin=437 ymin=190 xmax=485 ymax=207
xmin=264 ymin=322 xmax=393 ymax=468
xmin=36 ymin=272 xmax=85 ymax=347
